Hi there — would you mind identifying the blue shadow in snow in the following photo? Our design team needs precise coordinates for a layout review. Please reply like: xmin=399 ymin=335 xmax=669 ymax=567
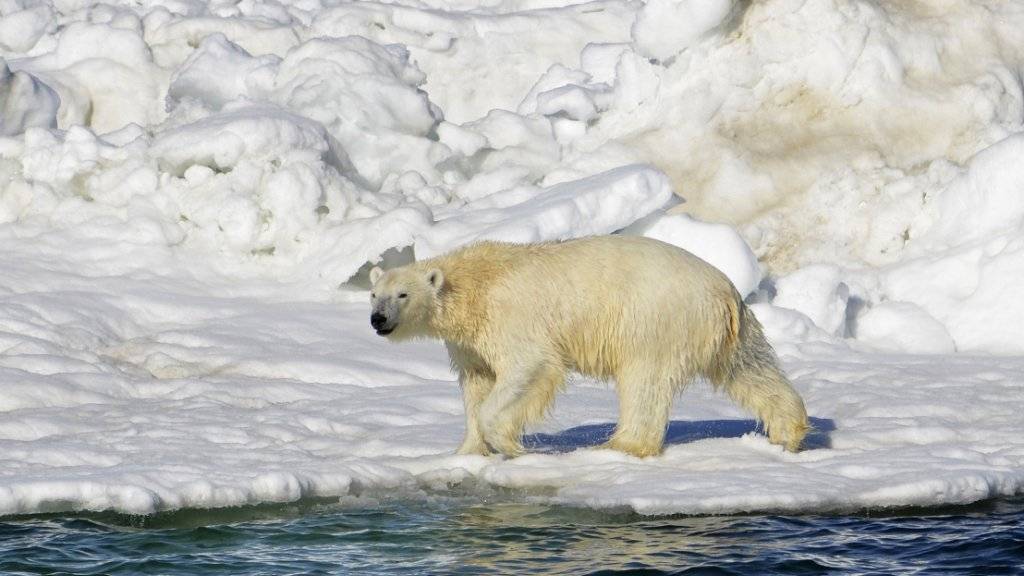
xmin=523 ymin=417 xmax=835 ymax=453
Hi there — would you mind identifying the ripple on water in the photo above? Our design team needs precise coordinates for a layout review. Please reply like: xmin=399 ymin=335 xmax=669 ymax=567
xmin=1 ymin=497 xmax=1022 ymax=575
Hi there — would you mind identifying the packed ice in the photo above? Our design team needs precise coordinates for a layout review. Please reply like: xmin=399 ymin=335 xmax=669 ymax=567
xmin=0 ymin=0 xmax=1022 ymax=516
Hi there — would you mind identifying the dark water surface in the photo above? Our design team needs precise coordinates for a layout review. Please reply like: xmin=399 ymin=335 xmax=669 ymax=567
xmin=2 ymin=496 xmax=1022 ymax=575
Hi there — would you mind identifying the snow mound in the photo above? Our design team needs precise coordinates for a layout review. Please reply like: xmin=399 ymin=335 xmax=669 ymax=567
xmin=877 ymin=134 xmax=1024 ymax=353
xmin=854 ymin=301 xmax=956 ymax=355
xmin=0 ymin=63 xmax=58 ymax=137
xmin=632 ymin=0 xmax=736 ymax=62
xmin=150 ymin=105 xmax=361 ymax=257
xmin=624 ymin=211 xmax=762 ymax=298
xmin=774 ymin=265 xmax=850 ymax=338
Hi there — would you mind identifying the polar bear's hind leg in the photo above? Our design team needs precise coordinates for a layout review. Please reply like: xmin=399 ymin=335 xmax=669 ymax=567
xmin=714 ymin=308 xmax=810 ymax=452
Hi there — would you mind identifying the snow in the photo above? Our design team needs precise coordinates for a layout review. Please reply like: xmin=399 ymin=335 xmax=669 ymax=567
xmin=417 ymin=164 xmax=673 ymax=258
xmin=853 ymin=301 xmax=956 ymax=355
xmin=631 ymin=0 xmax=736 ymax=62
xmin=0 ymin=63 xmax=58 ymax=136
xmin=0 ymin=4 xmax=52 ymax=53
xmin=623 ymin=210 xmax=762 ymax=298
xmin=0 ymin=0 xmax=1022 ymax=517
xmin=773 ymin=265 xmax=850 ymax=337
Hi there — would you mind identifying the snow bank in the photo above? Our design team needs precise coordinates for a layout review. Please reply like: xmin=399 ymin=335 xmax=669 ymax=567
xmin=417 ymin=164 xmax=672 ymax=258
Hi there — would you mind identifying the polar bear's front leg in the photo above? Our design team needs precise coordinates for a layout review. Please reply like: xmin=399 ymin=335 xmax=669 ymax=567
xmin=478 ymin=364 xmax=534 ymax=457
xmin=479 ymin=362 xmax=564 ymax=457
xmin=457 ymin=369 xmax=494 ymax=455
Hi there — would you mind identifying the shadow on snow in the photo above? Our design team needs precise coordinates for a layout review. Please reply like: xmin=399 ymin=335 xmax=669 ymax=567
xmin=524 ymin=417 xmax=836 ymax=453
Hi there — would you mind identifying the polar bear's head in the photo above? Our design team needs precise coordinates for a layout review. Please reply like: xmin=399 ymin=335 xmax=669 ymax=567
xmin=368 ymin=265 xmax=444 ymax=340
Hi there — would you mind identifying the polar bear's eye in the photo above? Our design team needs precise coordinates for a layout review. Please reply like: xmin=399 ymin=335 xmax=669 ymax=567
xmin=398 ymin=292 xmax=408 ymax=299
xmin=370 ymin=292 xmax=376 ymax=298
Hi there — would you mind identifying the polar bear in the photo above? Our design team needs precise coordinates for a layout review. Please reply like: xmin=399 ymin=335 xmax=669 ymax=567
xmin=369 ymin=236 xmax=809 ymax=457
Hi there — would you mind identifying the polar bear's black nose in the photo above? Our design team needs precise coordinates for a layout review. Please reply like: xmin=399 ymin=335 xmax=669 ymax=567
xmin=370 ymin=313 xmax=387 ymax=329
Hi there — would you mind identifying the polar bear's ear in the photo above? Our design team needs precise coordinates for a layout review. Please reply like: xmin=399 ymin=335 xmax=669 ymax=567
xmin=427 ymin=268 xmax=444 ymax=293
xmin=370 ymin=266 xmax=384 ymax=285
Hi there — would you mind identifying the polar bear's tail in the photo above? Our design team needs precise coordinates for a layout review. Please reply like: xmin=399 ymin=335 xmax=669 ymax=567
xmin=712 ymin=298 xmax=810 ymax=452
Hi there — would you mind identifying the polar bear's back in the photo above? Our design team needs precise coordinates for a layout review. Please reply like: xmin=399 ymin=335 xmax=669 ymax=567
xmin=435 ymin=236 xmax=740 ymax=380
xmin=452 ymin=235 xmax=736 ymax=307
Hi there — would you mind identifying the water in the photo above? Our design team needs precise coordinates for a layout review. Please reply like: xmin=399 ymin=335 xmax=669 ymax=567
xmin=2 ymin=496 xmax=1022 ymax=575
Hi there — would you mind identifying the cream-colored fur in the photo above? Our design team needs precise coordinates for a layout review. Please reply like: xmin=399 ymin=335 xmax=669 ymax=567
xmin=369 ymin=236 xmax=809 ymax=458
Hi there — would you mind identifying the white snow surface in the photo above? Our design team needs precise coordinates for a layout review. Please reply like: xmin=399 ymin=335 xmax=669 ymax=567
xmin=0 ymin=0 xmax=1023 ymax=516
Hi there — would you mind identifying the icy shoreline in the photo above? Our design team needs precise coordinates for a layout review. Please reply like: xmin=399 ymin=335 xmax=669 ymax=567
xmin=2 ymin=0 xmax=1024 ymax=516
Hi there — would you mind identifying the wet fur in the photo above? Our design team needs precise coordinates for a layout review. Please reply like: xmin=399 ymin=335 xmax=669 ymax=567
xmin=370 ymin=236 xmax=809 ymax=457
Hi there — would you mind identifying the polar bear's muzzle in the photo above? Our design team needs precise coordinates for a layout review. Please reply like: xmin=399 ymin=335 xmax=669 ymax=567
xmin=370 ymin=312 xmax=395 ymax=335
xmin=370 ymin=297 xmax=400 ymax=336
xmin=370 ymin=288 xmax=405 ymax=336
